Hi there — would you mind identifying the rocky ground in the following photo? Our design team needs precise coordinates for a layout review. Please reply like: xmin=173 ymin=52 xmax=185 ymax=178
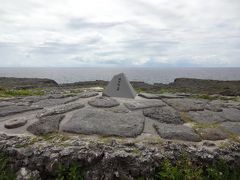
xmin=0 ymin=77 xmax=240 ymax=179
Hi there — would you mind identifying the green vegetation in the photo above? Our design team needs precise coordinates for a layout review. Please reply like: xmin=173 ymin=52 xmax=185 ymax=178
xmin=0 ymin=87 xmax=44 ymax=98
xmin=0 ymin=153 xmax=16 ymax=180
xmin=56 ymin=163 xmax=85 ymax=180
xmin=179 ymin=112 xmax=194 ymax=123
xmin=153 ymin=157 xmax=240 ymax=180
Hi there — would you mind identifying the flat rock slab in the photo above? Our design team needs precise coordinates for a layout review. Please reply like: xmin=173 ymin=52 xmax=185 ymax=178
xmin=139 ymin=93 xmax=185 ymax=99
xmin=78 ymin=92 xmax=99 ymax=98
xmin=219 ymin=122 xmax=240 ymax=135
xmin=197 ymin=128 xmax=228 ymax=140
xmin=0 ymin=105 xmax=41 ymax=117
xmin=164 ymin=98 xmax=207 ymax=112
xmin=61 ymin=108 xmax=144 ymax=137
xmin=154 ymin=123 xmax=201 ymax=142
xmin=187 ymin=110 xmax=226 ymax=124
xmin=27 ymin=114 xmax=65 ymax=135
xmin=143 ymin=106 xmax=183 ymax=124
xmin=222 ymin=108 xmax=240 ymax=122
xmin=88 ymin=97 xmax=120 ymax=108
xmin=124 ymin=99 xmax=166 ymax=110
xmin=32 ymin=96 xmax=79 ymax=108
xmin=37 ymin=103 xmax=85 ymax=118
xmin=4 ymin=118 xmax=27 ymax=129
xmin=0 ymin=101 xmax=15 ymax=107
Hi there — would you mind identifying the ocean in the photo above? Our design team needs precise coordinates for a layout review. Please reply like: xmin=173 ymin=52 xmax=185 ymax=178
xmin=0 ymin=67 xmax=240 ymax=84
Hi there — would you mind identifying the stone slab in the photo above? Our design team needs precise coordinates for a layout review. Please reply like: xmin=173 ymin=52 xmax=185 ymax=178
xmin=61 ymin=108 xmax=144 ymax=137
xmin=88 ymin=97 xmax=120 ymax=108
xmin=139 ymin=93 xmax=185 ymax=99
xmin=143 ymin=106 xmax=183 ymax=124
xmin=0 ymin=105 xmax=41 ymax=117
xmin=4 ymin=118 xmax=27 ymax=129
xmin=154 ymin=123 xmax=201 ymax=142
xmin=219 ymin=122 xmax=240 ymax=135
xmin=197 ymin=128 xmax=228 ymax=140
xmin=124 ymin=99 xmax=166 ymax=110
xmin=78 ymin=92 xmax=99 ymax=98
xmin=27 ymin=114 xmax=65 ymax=135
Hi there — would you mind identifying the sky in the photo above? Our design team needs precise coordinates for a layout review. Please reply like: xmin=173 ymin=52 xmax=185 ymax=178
xmin=0 ymin=0 xmax=240 ymax=67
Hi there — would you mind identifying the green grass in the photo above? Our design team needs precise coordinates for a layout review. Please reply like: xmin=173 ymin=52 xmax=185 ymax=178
xmin=0 ymin=153 xmax=16 ymax=180
xmin=56 ymin=163 xmax=85 ymax=180
xmin=0 ymin=87 xmax=44 ymax=98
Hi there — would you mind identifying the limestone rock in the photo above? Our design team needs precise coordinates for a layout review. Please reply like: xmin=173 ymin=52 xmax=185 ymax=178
xmin=143 ymin=106 xmax=183 ymax=124
xmin=16 ymin=167 xmax=40 ymax=180
xmin=0 ymin=105 xmax=41 ymax=117
xmin=124 ymin=99 xmax=166 ymax=110
xmin=0 ymin=101 xmax=14 ymax=107
xmin=78 ymin=91 xmax=99 ymax=98
xmin=4 ymin=118 xmax=27 ymax=129
xmin=154 ymin=123 xmax=201 ymax=142
xmin=197 ymin=128 xmax=228 ymax=140
xmin=27 ymin=114 xmax=64 ymax=135
xmin=164 ymin=98 xmax=207 ymax=112
xmin=219 ymin=122 xmax=240 ymax=135
xmin=37 ymin=102 xmax=85 ymax=117
xmin=222 ymin=108 xmax=240 ymax=122
xmin=139 ymin=93 xmax=185 ymax=99
xmin=188 ymin=110 xmax=226 ymax=124
xmin=88 ymin=97 xmax=120 ymax=108
xmin=61 ymin=108 xmax=144 ymax=137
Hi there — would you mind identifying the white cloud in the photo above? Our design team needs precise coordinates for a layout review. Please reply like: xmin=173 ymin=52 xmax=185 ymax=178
xmin=0 ymin=0 xmax=239 ymax=67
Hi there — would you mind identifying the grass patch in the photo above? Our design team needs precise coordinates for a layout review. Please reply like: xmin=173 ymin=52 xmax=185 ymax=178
xmin=56 ymin=163 xmax=85 ymax=180
xmin=0 ymin=87 xmax=44 ymax=98
xmin=180 ymin=112 xmax=194 ymax=123
xmin=0 ymin=153 xmax=16 ymax=179
xmin=193 ymin=122 xmax=219 ymax=130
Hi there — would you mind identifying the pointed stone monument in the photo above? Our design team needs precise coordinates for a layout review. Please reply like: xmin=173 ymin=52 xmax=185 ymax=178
xmin=103 ymin=73 xmax=136 ymax=99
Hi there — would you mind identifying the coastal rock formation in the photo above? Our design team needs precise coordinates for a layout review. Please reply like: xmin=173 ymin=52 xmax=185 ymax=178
xmin=61 ymin=108 xmax=144 ymax=137
xmin=143 ymin=106 xmax=182 ymax=124
xmin=27 ymin=115 xmax=65 ymax=135
xmin=154 ymin=123 xmax=201 ymax=142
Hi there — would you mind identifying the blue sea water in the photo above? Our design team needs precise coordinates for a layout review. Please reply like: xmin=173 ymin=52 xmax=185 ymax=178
xmin=0 ymin=67 xmax=239 ymax=84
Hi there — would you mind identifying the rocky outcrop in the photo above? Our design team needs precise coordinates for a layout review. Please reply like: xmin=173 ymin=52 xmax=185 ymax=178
xmin=0 ymin=133 xmax=239 ymax=179
xmin=0 ymin=77 xmax=58 ymax=89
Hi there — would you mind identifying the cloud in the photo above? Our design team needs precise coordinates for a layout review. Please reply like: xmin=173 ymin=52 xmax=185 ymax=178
xmin=0 ymin=0 xmax=239 ymax=67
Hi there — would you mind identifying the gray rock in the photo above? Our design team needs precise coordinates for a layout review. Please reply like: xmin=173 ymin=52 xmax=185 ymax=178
xmin=32 ymin=96 xmax=80 ymax=108
xmin=219 ymin=122 xmax=240 ymax=135
xmin=62 ymin=108 xmax=144 ymax=137
xmin=222 ymin=108 xmax=240 ymax=122
xmin=37 ymin=102 xmax=85 ymax=117
xmin=197 ymin=128 xmax=228 ymax=140
xmin=0 ymin=105 xmax=41 ymax=117
xmin=16 ymin=167 xmax=40 ymax=180
xmin=188 ymin=110 xmax=226 ymax=124
xmin=164 ymin=98 xmax=207 ymax=112
xmin=78 ymin=91 xmax=99 ymax=98
xmin=27 ymin=114 xmax=64 ymax=135
xmin=0 ymin=101 xmax=14 ymax=107
xmin=88 ymin=97 xmax=120 ymax=108
xmin=124 ymin=99 xmax=166 ymax=110
xmin=154 ymin=123 xmax=201 ymax=142
xmin=139 ymin=93 xmax=185 ymax=99
xmin=4 ymin=118 xmax=27 ymax=129
xmin=143 ymin=106 xmax=183 ymax=124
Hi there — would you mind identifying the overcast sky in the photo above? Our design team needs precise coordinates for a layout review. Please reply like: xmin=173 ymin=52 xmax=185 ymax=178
xmin=0 ymin=0 xmax=240 ymax=67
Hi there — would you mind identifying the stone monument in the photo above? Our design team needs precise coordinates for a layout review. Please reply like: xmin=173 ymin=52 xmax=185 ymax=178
xmin=103 ymin=73 xmax=136 ymax=98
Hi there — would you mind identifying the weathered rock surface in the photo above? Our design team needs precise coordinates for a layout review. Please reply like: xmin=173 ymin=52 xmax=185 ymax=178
xmin=143 ymin=106 xmax=183 ymax=124
xmin=4 ymin=118 xmax=27 ymax=129
xmin=197 ymin=128 xmax=228 ymax=140
xmin=154 ymin=123 xmax=201 ymax=142
xmin=222 ymin=108 xmax=240 ymax=122
xmin=139 ymin=93 xmax=185 ymax=99
xmin=62 ymin=108 xmax=144 ymax=137
xmin=36 ymin=102 xmax=85 ymax=118
xmin=16 ymin=167 xmax=40 ymax=180
xmin=187 ymin=110 xmax=226 ymax=124
xmin=0 ymin=101 xmax=14 ymax=107
xmin=27 ymin=115 xmax=65 ymax=135
xmin=32 ymin=96 xmax=79 ymax=108
xmin=78 ymin=91 xmax=99 ymax=98
xmin=164 ymin=98 xmax=207 ymax=112
xmin=124 ymin=99 xmax=166 ymax=110
xmin=0 ymin=105 xmax=41 ymax=117
xmin=88 ymin=97 xmax=120 ymax=108
xmin=219 ymin=122 xmax=240 ymax=135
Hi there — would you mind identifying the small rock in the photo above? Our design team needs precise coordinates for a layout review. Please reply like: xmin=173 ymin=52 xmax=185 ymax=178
xmin=4 ymin=118 xmax=27 ymax=129
xmin=88 ymin=97 xmax=120 ymax=108
xmin=16 ymin=167 xmax=40 ymax=180
xmin=197 ymin=128 xmax=228 ymax=140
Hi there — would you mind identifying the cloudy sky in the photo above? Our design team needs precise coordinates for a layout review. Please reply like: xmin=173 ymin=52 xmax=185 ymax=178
xmin=0 ymin=0 xmax=240 ymax=67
